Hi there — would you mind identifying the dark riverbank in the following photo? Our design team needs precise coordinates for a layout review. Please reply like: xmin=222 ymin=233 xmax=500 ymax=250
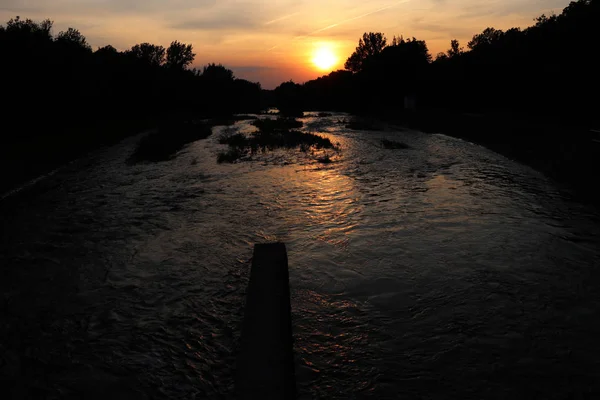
xmin=1 ymin=118 xmax=155 ymax=197
xmin=4 ymin=109 xmax=598 ymax=210
xmin=0 ymin=114 xmax=250 ymax=197
xmin=387 ymin=110 xmax=600 ymax=206
xmin=2 ymin=113 xmax=600 ymax=398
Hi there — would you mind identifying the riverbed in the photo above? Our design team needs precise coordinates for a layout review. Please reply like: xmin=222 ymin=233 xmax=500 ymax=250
xmin=1 ymin=113 xmax=599 ymax=398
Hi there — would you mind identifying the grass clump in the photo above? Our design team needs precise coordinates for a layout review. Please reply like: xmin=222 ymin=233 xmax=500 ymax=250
xmin=218 ymin=132 xmax=249 ymax=147
xmin=217 ymin=148 xmax=247 ymax=163
xmin=381 ymin=139 xmax=410 ymax=149
xmin=252 ymin=117 xmax=303 ymax=132
xmin=250 ymin=130 xmax=333 ymax=150
xmin=217 ymin=117 xmax=334 ymax=163
xmin=130 ymin=121 xmax=212 ymax=163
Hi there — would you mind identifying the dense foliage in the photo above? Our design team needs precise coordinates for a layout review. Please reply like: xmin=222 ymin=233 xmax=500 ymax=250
xmin=0 ymin=16 xmax=263 ymax=144
xmin=0 ymin=16 xmax=265 ymax=191
xmin=273 ymin=0 xmax=599 ymax=124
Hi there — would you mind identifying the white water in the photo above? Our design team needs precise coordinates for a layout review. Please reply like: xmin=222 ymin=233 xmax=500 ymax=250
xmin=1 ymin=113 xmax=600 ymax=399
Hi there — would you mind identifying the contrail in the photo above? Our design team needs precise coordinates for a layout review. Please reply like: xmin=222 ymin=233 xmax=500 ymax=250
xmin=294 ymin=0 xmax=411 ymax=40
xmin=266 ymin=0 xmax=410 ymax=51
xmin=265 ymin=12 xmax=300 ymax=25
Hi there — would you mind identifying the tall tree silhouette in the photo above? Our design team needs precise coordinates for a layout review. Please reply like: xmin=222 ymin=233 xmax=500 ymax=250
xmin=447 ymin=39 xmax=463 ymax=58
xmin=56 ymin=28 xmax=91 ymax=51
xmin=274 ymin=80 xmax=304 ymax=115
xmin=467 ymin=27 xmax=504 ymax=50
xmin=273 ymin=0 xmax=599 ymax=121
xmin=128 ymin=43 xmax=166 ymax=67
xmin=0 ymin=15 xmax=264 ymax=191
xmin=2 ymin=16 xmax=53 ymax=40
xmin=201 ymin=63 xmax=234 ymax=81
xmin=166 ymin=40 xmax=195 ymax=70
xmin=344 ymin=32 xmax=387 ymax=73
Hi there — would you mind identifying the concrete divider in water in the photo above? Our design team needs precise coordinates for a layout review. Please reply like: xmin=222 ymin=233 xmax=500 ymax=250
xmin=236 ymin=243 xmax=296 ymax=399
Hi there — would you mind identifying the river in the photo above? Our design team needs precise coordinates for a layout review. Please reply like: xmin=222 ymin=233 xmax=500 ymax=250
xmin=1 ymin=112 xmax=600 ymax=399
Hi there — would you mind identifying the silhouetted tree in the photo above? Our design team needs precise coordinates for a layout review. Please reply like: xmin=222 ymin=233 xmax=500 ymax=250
xmin=273 ymin=0 xmax=599 ymax=122
xmin=3 ymin=16 xmax=53 ymax=39
xmin=447 ymin=39 xmax=463 ymax=58
xmin=390 ymin=35 xmax=404 ymax=46
xmin=201 ymin=63 xmax=234 ymax=81
xmin=95 ymin=44 xmax=117 ymax=54
xmin=467 ymin=27 xmax=504 ymax=50
xmin=128 ymin=43 xmax=165 ymax=67
xmin=274 ymin=80 xmax=304 ymax=115
xmin=195 ymin=63 xmax=237 ymax=115
xmin=344 ymin=32 xmax=387 ymax=73
xmin=56 ymin=28 xmax=91 ymax=51
xmin=303 ymin=70 xmax=354 ymax=111
xmin=381 ymin=36 xmax=431 ymax=64
xmin=0 ymin=14 xmax=264 ymax=190
xmin=424 ymin=0 xmax=600 ymax=117
xmin=166 ymin=40 xmax=195 ymax=70
xmin=233 ymin=78 xmax=263 ymax=113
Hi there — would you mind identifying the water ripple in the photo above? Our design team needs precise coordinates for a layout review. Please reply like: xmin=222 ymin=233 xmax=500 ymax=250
xmin=1 ymin=114 xmax=600 ymax=398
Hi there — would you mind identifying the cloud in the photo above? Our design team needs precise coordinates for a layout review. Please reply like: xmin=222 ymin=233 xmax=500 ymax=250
xmin=455 ymin=0 xmax=570 ymax=20
xmin=232 ymin=65 xmax=277 ymax=74
xmin=169 ymin=2 xmax=306 ymax=34
xmin=171 ymin=15 xmax=259 ymax=31
xmin=294 ymin=0 xmax=411 ymax=40
xmin=0 ymin=0 xmax=576 ymax=89
xmin=264 ymin=13 xmax=300 ymax=25
xmin=229 ymin=64 xmax=285 ymax=88
xmin=412 ymin=22 xmax=476 ymax=38
xmin=1 ymin=0 xmax=217 ymax=16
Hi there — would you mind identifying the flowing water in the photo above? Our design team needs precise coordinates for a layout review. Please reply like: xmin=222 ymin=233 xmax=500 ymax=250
xmin=1 ymin=113 xmax=600 ymax=399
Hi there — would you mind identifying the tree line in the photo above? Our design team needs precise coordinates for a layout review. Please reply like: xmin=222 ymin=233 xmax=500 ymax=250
xmin=273 ymin=0 xmax=599 ymax=126
xmin=0 ymin=16 xmax=263 ymax=145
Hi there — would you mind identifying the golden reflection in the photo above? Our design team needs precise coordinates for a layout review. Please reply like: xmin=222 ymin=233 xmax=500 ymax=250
xmin=288 ymin=165 xmax=361 ymax=248
xmin=425 ymin=174 xmax=470 ymax=217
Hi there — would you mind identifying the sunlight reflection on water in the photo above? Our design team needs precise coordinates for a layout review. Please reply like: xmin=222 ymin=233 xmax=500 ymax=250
xmin=1 ymin=113 xmax=600 ymax=398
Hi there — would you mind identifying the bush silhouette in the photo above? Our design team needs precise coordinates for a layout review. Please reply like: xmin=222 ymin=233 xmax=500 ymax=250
xmin=0 ymin=15 xmax=265 ymax=189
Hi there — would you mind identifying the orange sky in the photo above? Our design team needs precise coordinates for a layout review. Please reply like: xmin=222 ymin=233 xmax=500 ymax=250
xmin=1 ymin=0 xmax=571 ymax=88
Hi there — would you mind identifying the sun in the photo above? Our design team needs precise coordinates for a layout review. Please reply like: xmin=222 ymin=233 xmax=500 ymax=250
xmin=312 ymin=46 xmax=337 ymax=71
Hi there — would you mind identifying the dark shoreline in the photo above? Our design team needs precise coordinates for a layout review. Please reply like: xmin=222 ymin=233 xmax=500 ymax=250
xmin=385 ymin=109 xmax=600 ymax=208
xmin=3 ymin=110 xmax=599 ymax=209
xmin=0 ymin=113 xmax=260 ymax=199
xmin=1 ymin=118 xmax=155 ymax=198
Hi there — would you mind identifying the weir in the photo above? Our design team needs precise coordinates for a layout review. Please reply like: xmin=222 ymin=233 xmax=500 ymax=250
xmin=236 ymin=243 xmax=296 ymax=399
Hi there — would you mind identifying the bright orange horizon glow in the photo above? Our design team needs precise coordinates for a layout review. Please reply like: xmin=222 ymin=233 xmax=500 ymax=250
xmin=312 ymin=46 xmax=338 ymax=71
xmin=0 ymin=0 xmax=573 ymax=88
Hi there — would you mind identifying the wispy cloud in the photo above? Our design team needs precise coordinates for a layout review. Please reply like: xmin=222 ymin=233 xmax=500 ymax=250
xmin=0 ymin=0 xmax=219 ymax=16
xmin=294 ymin=0 xmax=412 ymax=40
xmin=265 ymin=1 xmax=412 ymax=52
xmin=171 ymin=15 xmax=258 ymax=31
xmin=264 ymin=12 xmax=300 ymax=25
xmin=411 ymin=21 xmax=476 ymax=38
xmin=0 ymin=0 xmax=575 ymax=88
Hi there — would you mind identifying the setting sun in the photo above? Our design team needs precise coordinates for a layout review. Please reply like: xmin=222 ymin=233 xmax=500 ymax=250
xmin=312 ymin=46 xmax=337 ymax=71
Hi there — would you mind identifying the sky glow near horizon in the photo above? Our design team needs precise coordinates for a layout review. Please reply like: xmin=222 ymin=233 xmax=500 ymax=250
xmin=1 ymin=0 xmax=571 ymax=88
